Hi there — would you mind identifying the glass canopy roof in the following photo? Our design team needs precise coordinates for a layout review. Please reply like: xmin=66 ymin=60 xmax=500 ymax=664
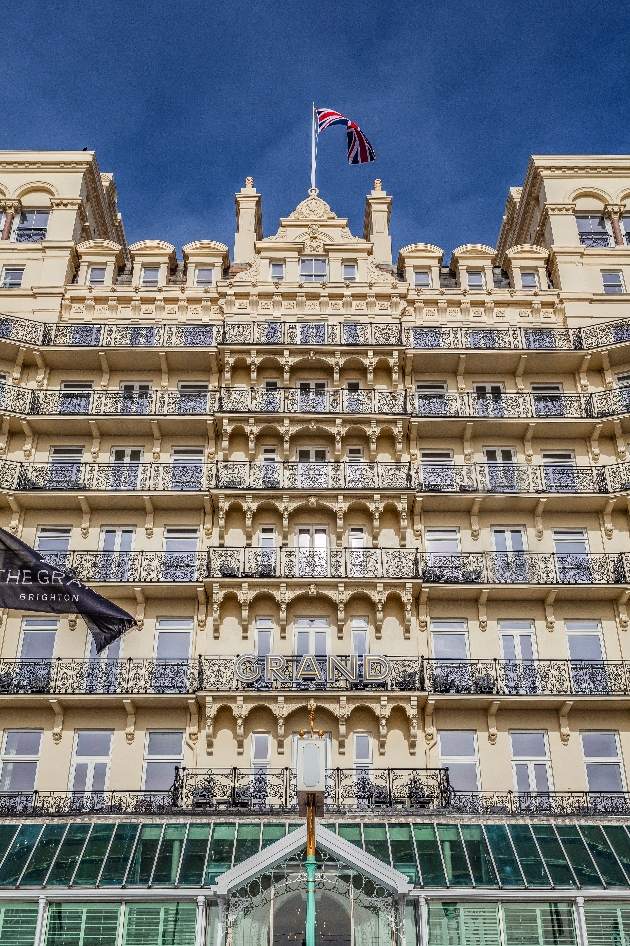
xmin=0 ymin=820 xmax=628 ymax=889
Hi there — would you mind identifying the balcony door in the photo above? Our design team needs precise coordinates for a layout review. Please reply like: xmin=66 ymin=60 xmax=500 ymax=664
xmin=48 ymin=446 xmax=84 ymax=489
xmin=532 ymin=383 xmax=564 ymax=418
xmin=119 ymin=382 xmax=151 ymax=415
xmin=421 ymin=450 xmax=454 ymax=491
xmin=553 ymin=530 xmax=590 ymax=583
xmin=261 ymin=445 xmax=281 ymax=488
xmin=163 ymin=528 xmax=200 ymax=581
xmin=541 ymin=451 xmax=576 ymax=492
xmin=500 ymin=621 xmax=537 ymax=695
xmin=298 ymin=381 xmax=327 ymax=412
xmin=347 ymin=526 xmax=367 ymax=578
xmin=510 ymin=731 xmax=553 ymax=797
xmin=59 ymin=381 xmax=92 ymax=414
xmin=296 ymin=527 xmax=328 ymax=577
xmin=430 ymin=621 xmax=469 ymax=693
xmin=70 ymin=730 xmax=112 ymax=797
xmin=110 ymin=447 xmax=143 ymax=489
xmin=99 ymin=527 xmax=135 ymax=581
xmin=567 ymin=621 xmax=607 ymax=694
xmin=177 ymin=382 xmax=208 ymax=414
xmin=295 ymin=618 xmax=328 ymax=657
xmin=170 ymin=447 xmax=204 ymax=491
xmin=492 ymin=527 xmax=527 ymax=582
xmin=474 ymin=383 xmax=504 ymax=417
xmin=297 ymin=448 xmax=328 ymax=488
xmin=484 ymin=447 xmax=517 ymax=492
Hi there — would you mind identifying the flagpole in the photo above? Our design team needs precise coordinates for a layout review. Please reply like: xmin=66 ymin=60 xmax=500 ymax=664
xmin=310 ymin=102 xmax=317 ymax=193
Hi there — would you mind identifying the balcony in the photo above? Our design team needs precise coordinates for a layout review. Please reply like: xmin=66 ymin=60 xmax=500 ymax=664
xmin=415 ymin=391 xmax=590 ymax=419
xmin=1 ymin=655 xmax=629 ymax=697
xmin=42 ymin=548 xmax=630 ymax=585
xmin=449 ymin=790 xmax=630 ymax=816
xmin=2 ymin=459 xmax=620 ymax=495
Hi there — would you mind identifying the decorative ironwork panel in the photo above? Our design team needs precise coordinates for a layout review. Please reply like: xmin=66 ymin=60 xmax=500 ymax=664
xmin=0 ymin=315 xmax=46 ymax=345
xmin=372 ymin=323 xmax=402 ymax=345
xmin=524 ymin=328 xmax=573 ymax=350
xmin=343 ymin=322 xmax=370 ymax=345
xmin=254 ymin=321 xmax=282 ymax=344
xmin=223 ymin=322 xmax=254 ymax=344
xmin=92 ymin=390 xmax=154 ymax=415
xmin=465 ymin=329 xmax=513 ymax=349
xmin=52 ymin=324 xmax=104 ymax=346
xmin=419 ymin=553 xmax=485 ymax=583
xmin=220 ymin=387 xmax=254 ymax=412
xmin=155 ymin=390 xmax=212 ymax=415
xmin=217 ymin=462 xmax=250 ymax=489
xmin=381 ymin=548 xmax=417 ymax=578
xmin=164 ymin=324 xmax=217 ymax=346
xmin=101 ymin=324 xmax=162 ymax=347
xmin=208 ymin=548 xmax=244 ymax=579
xmin=415 ymin=392 xmax=465 ymax=417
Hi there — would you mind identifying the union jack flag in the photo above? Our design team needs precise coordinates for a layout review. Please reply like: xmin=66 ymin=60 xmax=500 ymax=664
xmin=316 ymin=108 xmax=376 ymax=165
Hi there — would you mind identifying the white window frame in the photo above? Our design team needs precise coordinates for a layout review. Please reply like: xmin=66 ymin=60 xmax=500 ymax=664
xmin=346 ymin=446 xmax=364 ymax=462
xmin=251 ymin=732 xmax=271 ymax=769
xmin=299 ymin=257 xmax=327 ymax=282
xmin=466 ymin=270 xmax=485 ymax=290
xmin=255 ymin=617 xmax=274 ymax=656
xmin=499 ymin=620 xmax=537 ymax=661
xmin=552 ymin=529 xmax=589 ymax=553
xmin=492 ymin=526 xmax=527 ymax=553
xmin=414 ymin=270 xmax=432 ymax=289
xmin=520 ymin=271 xmax=538 ymax=290
xmin=35 ymin=525 xmax=72 ymax=553
xmin=69 ymin=730 xmax=113 ymax=794
xmin=510 ymin=730 xmax=553 ymax=794
xmin=19 ymin=618 xmax=58 ymax=660
xmin=194 ymin=266 xmax=213 ymax=287
xmin=1 ymin=267 xmax=24 ymax=289
xmin=142 ymin=730 xmax=184 ymax=792
xmin=154 ymin=617 xmax=193 ymax=661
xmin=294 ymin=616 xmax=329 ymax=656
xmin=581 ymin=731 xmax=626 ymax=792
xmin=438 ymin=730 xmax=479 ymax=791
xmin=260 ymin=526 xmax=276 ymax=549
xmin=424 ymin=528 xmax=460 ymax=554
xmin=602 ymin=270 xmax=625 ymax=294
xmin=270 ymin=261 xmax=285 ymax=282
xmin=430 ymin=619 xmax=469 ymax=660
xmin=87 ymin=265 xmax=106 ymax=286
xmin=353 ymin=732 xmax=372 ymax=769
xmin=140 ymin=265 xmax=160 ymax=287
xmin=0 ymin=730 xmax=42 ymax=794
xmin=163 ymin=527 xmax=200 ymax=551
xmin=566 ymin=621 xmax=605 ymax=661
xmin=351 ymin=616 xmax=369 ymax=655
xmin=342 ymin=262 xmax=357 ymax=283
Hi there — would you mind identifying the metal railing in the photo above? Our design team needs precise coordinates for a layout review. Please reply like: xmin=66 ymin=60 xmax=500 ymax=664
xmin=1 ymin=313 xmax=630 ymax=351
xmin=0 ymin=656 xmax=629 ymax=697
xmin=36 ymin=548 xmax=630 ymax=585
xmin=4 ymin=459 xmax=620 ymax=494
xmin=449 ymin=790 xmax=630 ymax=816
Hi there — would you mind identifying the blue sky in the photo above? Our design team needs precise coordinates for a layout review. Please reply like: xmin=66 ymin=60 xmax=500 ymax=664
xmin=2 ymin=0 xmax=628 ymax=262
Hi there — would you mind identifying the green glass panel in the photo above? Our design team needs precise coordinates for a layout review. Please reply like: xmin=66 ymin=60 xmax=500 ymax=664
xmin=45 ymin=902 xmax=120 ymax=946
xmin=460 ymin=825 xmax=498 ymax=887
xmin=72 ymin=824 xmax=115 ymax=887
xmin=20 ymin=824 xmax=67 ymax=886
xmin=126 ymin=824 xmax=162 ymax=887
xmin=388 ymin=824 xmax=418 ymax=882
xmin=531 ymin=825 xmax=576 ymax=887
xmin=177 ymin=824 xmax=211 ymax=887
xmin=584 ymin=902 xmax=630 ymax=946
xmin=436 ymin=825 xmax=472 ymax=887
xmin=261 ymin=824 xmax=286 ymax=848
xmin=579 ymin=826 xmax=627 ymax=886
xmin=0 ymin=825 xmax=43 ymax=887
xmin=502 ymin=903 xmax=577 ymax=946
xmin=0 ymin=902 xmax=39 ymax=946
xmin=123 ymin=903 xmax=197 ymax=946
xmin=205 ymin=823 xmax=235 ymax=883
xmin=507 ymin=825 xmax=550 ymax=887
xmin=233 ymin=823 xmax=260 ymax=865
xmin=363 ymin=824 xmax=390 ymax=864
xmin=427 ymin=902 xmax=500 ymax=946
xmin=152 ymin=824 xmax=187 ymax=886
xmin=337 ymin=824 xmax=362 ymax=847
xmin=99 ymin=824 xmax=140 ymax=886
xmin=555 ymin=825 xmax=602 ymax=887
xmin=412 ymin=824 xmax=446 ymax=886
xmin=46 ymin=824 xmax=92 ymax=887
xmin=288 ymin=824 xmax=301 ymax=832
xmin=604 ymin=826 xmax=630 ymax=879
xmin=0 ymin=826 xmax=19 ymax=867
xmin=482 ymin=825 xmax=524 ymax=888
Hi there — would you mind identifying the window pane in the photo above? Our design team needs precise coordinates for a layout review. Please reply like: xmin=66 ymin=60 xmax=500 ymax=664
xmin=460 ymin=825 xmax=499 ymax=886
xmin=126 ymin=824 xmax=162 ymax=886
xmin=502 ymin=903 xmax=577 ymax=946
xmin=412 ymin=824 xmax=446 ymax=886
xmin=205 ymin=824 xmax=235 ymax=883
xmin=436 ymin=825 xmax=472 ymax=885
xmin=46 ymin=903 xmax=121 ymax=946
xmin=428 ymin=902 xmax=500 ymax=946
xmin=123 ymin=903 xmax=197 ymax=946
xmin=151 ymin=824 xmax=187 ymax=886
xmin=582 ymin=732 xmax=618 ymax=758
xmin=554 ymin=825 xmax=602 ymax=887
xmin=507 ymin=824 xmax=551 ymax=886
xmin=439 ymin=731 xmax=475 ymax=757
xmin=20 ymin=631 xmax=56 ymax=659
xmin=581 ymin=825 xmax=629 ymax=886
xmin=20 ymin=823 xmax=66 ymax=886
xmin=483 ymin=824 xmax=525 ymax=887
xmin=177 ymin=824 xmax=211 ymax=886
xmin=72 ymin=823 xmax=115 ymax=886
xmin=156 ymin=632 xmax=191 ymax=660
xmin=363 ymin=824 xmax=390 ymax=863
xmin=388 ymin=824 xmax=418 ymax=882
xmin=144 ymin=761 xmax=178 ymax=792
xmin=0 ymin=824 xmax=43 ymax=886
xmin=46 ymin=823 xmax=91 ymax=887
xmin=584 ymin=904 xmax=630 ymax=946
xmin=531 ymin=825 xmax=576 ymax=886
xmin=510 ymin=732 xmax=547 ymax=758
xmin=586 ymin=763 xmax=624 ymax=791
xmin=447 ymin=762 xmax=478 ymax=791
xmin=75 ymin=732 xmax=112 ymax=757
xmin=432 ymin=634 xmax=467 ymax=660
xmin=147 ymin=732 xmax=184 ymax=757
xmin=99 ymin=824 xmax=140 ymax=885
xmin=0 ymin=761 xmax=37 ymax=793
xmin=4 ymin=732 xmax=41 ymax=757
xmin=0 ymin=902 xmax=39 ymax=945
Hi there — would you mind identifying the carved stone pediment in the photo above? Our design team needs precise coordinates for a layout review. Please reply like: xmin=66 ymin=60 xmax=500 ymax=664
xmin=288 ymin=194 xmax=337 ymax=221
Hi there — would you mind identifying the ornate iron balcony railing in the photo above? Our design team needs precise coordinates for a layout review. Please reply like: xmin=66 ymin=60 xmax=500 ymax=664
xmin=449 ymin=790 xmax=630 ymax=816
xmin=0 ymin=656 xmax=629 ymax=697
xmin=4 ymin=459 xmax=619 ymax=494
xmin=578 ymin=233 xmax=613 ymax=248
xmin=35 ymin=548 xmax=630 ymax=585
xmin=1 ymin=312 xmax=630 ymax=351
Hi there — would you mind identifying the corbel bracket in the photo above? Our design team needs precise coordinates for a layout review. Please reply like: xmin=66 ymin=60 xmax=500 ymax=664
xmin=558 ymin=701 xmax=573 ymax=745
xmin=338 ymin=695 xmax=348 ymax=754
xmin=463 ymin=422 xmax=474 ymax=463
xmin=418 ymin=587 xmax=429 ymax=633
xmin=590 ymin=423 xmax=603 ymax=464
xmin=197 ymin=586 xmax=207 ymax=631
xmin=470 ymin=498 xmax=482 ymax=541
xmin=78 ymin=495 xmax=91 ymax=539
xmin=515 ymin=354 xmax=527 ymax=392
xmin=602 ymin=350 xmax=614 ymax=389
xmin=412 ymin=494 xmax=423 ymax=540
xmin=375 ymin=583 xmax=384 ymax=639
xmin=20 ymin=420 xmax=34 ymax=460
xmin=534 ymin=498 xmax=546 ymax=540
xmin=151 ymin=420 xmax=161 ymax=461
xmin=487 ymin=700 xmax=500 ymax=744
xmin=617 ymin=589 xmax=630 ymax=632
xmin=424 ymin=698 xmax=436 ymax=745
xmin=274 ymin=696 xmax=286 ymax=754
xmin=205 ymin=696 xmax=217 ymax=754
xmin=159 ymin=351 xmax=169 ymax=390
xmin=478 ymin=588 xmax=489 ymax=632
xmin=98 ymin=351 xmax=110 ymax=389
xmin=12 ymin=347 xmax=25 ymax=385
xmin=203 ymin=495 xmax=213 ymax=539
xmin=579 ymin=354 xmax=591 ymax=393
xmin=279 ymin=583 xmax=287 ymax=639
xmin=337 ymin=583 xmax=345 ymax=640
xmin=6 ymin=493 xmax=20 ymax=535
xmin=212 ymin=583 xmax=221 ymax=639
xmin=49 ymin=699 xmax=64 ymax=743
xmin=524 ymin=423 xmax=535 ymax=464
xmin=456 ymin=354 xmax=466 ymax=392
xmin=88 ymin=420 xmax=100 ymax=461
xmin=601 ymin=498 xmax=615 ymax=540
xmin=614 ymin=420 xmax=627 ymax=462
xmin=407 ymin=696 xmax=418 ymax=755
xmin=134 ymin=587 xmax=145 ymax=629
xmin=239 ymin=582 xmax=249 ymax=638
xmin=545 ymin=590 xmax=556 ymax=632
xmin=187 ymin=698 xmax=199 ymax=744
xmin=123 ymin=699 xmax=136 ymax=744
xmin=0 ymin=416 xmax=10 ymax=458
xmin=33 ymin=349 xmax=47 ymax=388
xmin=143 ymin=496 xmax=154 ymax=538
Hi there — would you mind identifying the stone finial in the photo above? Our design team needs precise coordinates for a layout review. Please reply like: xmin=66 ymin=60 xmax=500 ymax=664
xmin=245 ymin=176 xmax=254 ymax=188
xmin=374 ymin=179 xmax=382 ymax=191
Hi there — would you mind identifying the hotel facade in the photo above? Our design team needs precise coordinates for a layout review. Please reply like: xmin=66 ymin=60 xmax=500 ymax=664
xmin=0 ymin=152 xmax=628 ymax=946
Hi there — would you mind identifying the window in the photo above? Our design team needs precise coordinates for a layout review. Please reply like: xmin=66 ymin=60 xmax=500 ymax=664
xmin=144 ymin=731 xmax=184 ymax=792
xmin=484 ymin=447 xmax=517 ymax=491
xmin=141 ymin=265 xmax=160 ymax=287
xmin=295 ymin=617 xmax=328 ymax=656
xmin=155 ymin=617 xmax=193 ymax=660
xmin=581 ymin=732 xmax=625 ymax=792
xmin=500 ymin=620 xmax=536 ymax=661
xmin=98 ymin=527 xmax=135 ymax=580
xmin=87 ymin=266 xmax=106 ymax=286
xmin=351 ymin=617 xmax=369 ymax=655
xmin=36 ymin=527 xmax=72 ymax=567
xmin=602 ymin=271 xmax=624 ymax=294
xmin=296 ymin=526 xmax=328 ymax=576
xmin=541 ymin=450 xmax=576 ymax=491
xmin=252 ymin=733 xmax=271 ymax=770
xmin=270 ymin=262 xmax=285 ymax=282
xmin=299 ymin=258 xmax=327 ymax=282
xmin=1 ymin=267 xmax=24 ymax=288
xmin=163 ymin=528 xmax=200 ymax=582
xmin=425 ymin=528 xmax=460 ymax=554
xmin=19 ymin=618 xmax=58 ymax=659
xmin=194 ymin=266 xmax=213 ymax=286
xmin=13 ymin=210 xmax=49 ymax=243
xmin=343 ymin=262 xmax=357 ymax=282
xmin=0 ymin=730 xmax=42 ymax=793
xmin=70 ymin=730 xmax=112 ymax=794
xmin=554 ymin=530 xmax=590 ymax=583
xmin=47 ymin=446 xmax=84 ymax=489
xmin=347 ymin=447 xmax=363 ymax=462
xmin=576 ymin=215 xmax=611 ymax=247
xmin=521 ymin=271 xmax=538 ymax=290
xmin=421 ymin=450 xmax=455 ymax=490
xmin=431 ymin=620 xmax=468 ymax=661
xmin=510 ymin=731 xmax=552 ymax=794
xmin=566 ymin=621 xmax=604 ymax=661
xmin=414 ymin=270 xmax=432 ymax=289
xmin=438 ymin=731 xmax=478 ymax=791
xmin=260 ymin=526 xmax=275 ymax=549
xmin=256 ymin=617 xmax=274 ymax=657
xmin=467 ymin=270 xmax=485 ymax=290
xmin=493 ymin=527 xmax=526 ymax=553
xmin=354 ymin=733 xmax=371 ymax=769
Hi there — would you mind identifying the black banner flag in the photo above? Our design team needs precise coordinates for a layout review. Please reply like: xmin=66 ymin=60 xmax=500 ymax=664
xmin=0 ymin=528 xmax=136 ymax=653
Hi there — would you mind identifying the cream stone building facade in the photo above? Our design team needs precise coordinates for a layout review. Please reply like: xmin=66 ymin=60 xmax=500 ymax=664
xmin=0 ymin=152 xmax=629 ymax=946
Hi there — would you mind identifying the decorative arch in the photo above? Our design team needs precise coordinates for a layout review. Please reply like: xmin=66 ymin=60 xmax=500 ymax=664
xmin=12 ymin=180 xmax=59 ymax=199
xmin=567 ymin=186 xmax=612 ymax=205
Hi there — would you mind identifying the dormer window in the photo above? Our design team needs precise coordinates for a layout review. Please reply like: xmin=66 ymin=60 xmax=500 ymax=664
xmin=194 ymin=266 xmax=213 ymax=286
xmin=141 ymin=266 xmax=159 ymax=287
xmin=414 ymin=270 xmax=432 ymax=289
xmin=343 ymin=262 xmax=357 ymax=282
xmin=88 ymin=266 xmax=106 ymax=286
xmin=467 ymin=270 xmax=485 ymax=290
xmin=300 ymin=258 xmax=327 ymax=282
xmin=521 ymin=271 xmax=538 ymax=290
xmin=271 ymin=262 xmax=285 ymax=282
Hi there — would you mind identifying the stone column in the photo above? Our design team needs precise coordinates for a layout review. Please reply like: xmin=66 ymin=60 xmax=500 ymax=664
xmin=0 ymin=199 xmax=21 ymax=241
xmin=605 ymin=203 xmax=626 ymax=246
